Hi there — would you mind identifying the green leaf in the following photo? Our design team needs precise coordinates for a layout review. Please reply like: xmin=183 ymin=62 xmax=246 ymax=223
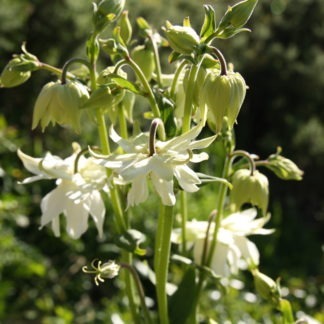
xmin=169 ymin=267 xmax=199 ymax=324
xmin=109 ymin=74 xmax=141 ymax=94
xmin=200 ymin=5 xmax=217 ymax=42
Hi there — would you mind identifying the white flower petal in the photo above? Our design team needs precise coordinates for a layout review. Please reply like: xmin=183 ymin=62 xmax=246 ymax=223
xmin=189 ymin=135 xmax=217 ymax=150
xmin=127 ymin=175 xmax=149 ymax=207
xmin=174 ymin=165 xmax=200 ymax=192
xmin=17 ymin=149 xmax=43 ymax=176
xmin=40 ymin=186 xmax=67 ymax=228
xmin=65 ymin=198 xmax=89 ymax=239
xmin=151 ymin=173 xmax=175 ymax=206
xmin=234 ymin=236 xmax=260 ymax=266
xmin=88 ymin=191 xmax=106 ymax=238
xmin=210 ymin=242 xmax=231 ymax=277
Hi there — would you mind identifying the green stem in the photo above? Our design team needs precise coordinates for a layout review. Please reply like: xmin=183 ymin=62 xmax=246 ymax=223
xmin=148 ymin=33 xmax=163 ymax=87
xmin=120 ymin=262 xmax=153 ymax=324
xmin=206 ymin=154 xmax=232 ymax=266
xmin=61 ymin=57 xmax=91 ymax=84
xmin=170 ymin=60 xmax=187 ymax=99
xmin=154 ymin=204 xmax=174 ymax=324
xmin=39 ymin=62 xmax=74 ymax=79
xmin=230 ymin=150 xmax=256 ymax=175
xmin=118 ymin=102 xmax=128 ymax=139
xmin=180 ymin=190 xmax=188 ymax=255
xmin=182 ymin=63 xmax=198 ymax=133
xmin=125 ymin=57 xmax=161 ymax=119
xmin=208 ymin=46 xmax=227 ymax=76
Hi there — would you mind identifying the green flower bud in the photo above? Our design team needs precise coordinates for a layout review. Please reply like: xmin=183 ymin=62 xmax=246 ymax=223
xmin=93 ymin=0 xmax=126 ymax=32
xmin=266 ymin=151 xmax=304 ymax=181
xmin=32 ymin=80 xmax=89 ymax=133
xmin=200 ymin=71 xmax=246 ymax=133
xmin=97 ymin=66 xmax=127 ymax=85
xmin=252 ymin=269 xmax=280 ymax=303
xmin=218 ymin=0 xmax=259 ymax=29
xmin=0 ymin=58 xmax=31 ymax=88
xmin=131 ymin=45 xmax=155 ymax=81
xmin=118 ymin=11 xmax=132 ymax=45
xmin=230 ymin=169 xmax=269 ymax=214
xmin=163 ymin=21 xmax=200 ymax=54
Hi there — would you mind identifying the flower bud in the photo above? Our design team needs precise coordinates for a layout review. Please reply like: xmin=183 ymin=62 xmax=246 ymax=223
xmin=32 ymin=80 xmax=89 ymax=133
xmin=98 ymin=260 xmax=120 ymax=279
xmin=93 ymin=0 xmax=125 ymax=32
xmin=267 ymin=152 xmax=303 ymax=181
xmin=230 ymin=169 xmax=269 ymax=214
xmin=218 ymin=0 xmax=259 ymax=29
xmin=200 ymin=71 xmax=246 ymax=133
xmin=0 ymin=58 xmax=31 ymax=88
xmin=131 ymin=45 xmax=155 ymax=81
xmin=118 ymin=11 xmax=132 ymax=44
xmin=252 ymin=269 xmax=280 ymax=303
xmin=163 ymin=21 xmax=200 ymax=54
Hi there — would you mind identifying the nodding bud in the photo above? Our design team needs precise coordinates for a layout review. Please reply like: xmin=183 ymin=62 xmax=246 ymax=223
xmin=32 ymin=80 xmax=89 ymax=133
xmin=252 ymin=269 xmax=280 ymax=304
xmin=93 ymin=0 xmax=126 ymax=32
xmin=131 ymin=45 xmax=156 ymax=81
xmin=200 ymin=71 xmax=246 ymax=133
xmin=267 ymin=152 xmax=304 ymax=181
xmin=230 ymin=169 xmax=269 ymax=214
xmin=163 ymin=21 xmax=200 ymax=54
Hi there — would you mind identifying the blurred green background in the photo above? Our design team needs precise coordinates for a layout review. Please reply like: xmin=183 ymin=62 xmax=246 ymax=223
xmin=0 ymin=0 xmax=323 ymax=322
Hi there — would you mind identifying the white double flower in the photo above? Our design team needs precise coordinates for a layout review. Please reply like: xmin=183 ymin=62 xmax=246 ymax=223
xmin=18 ymin=143 xmax=107 ymax=239
xmin=172 ymin=208 xmax=274 ymax=277
xmin=92 ymin=124 xmax=217 ymax=208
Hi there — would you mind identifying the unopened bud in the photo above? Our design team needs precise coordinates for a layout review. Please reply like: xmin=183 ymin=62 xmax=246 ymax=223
xmin=32 ymin=80 xmax=89 ymax=133
xmin=200 ymin=71 xmax=246 ymax=133
xmin=230 ymin=169 xmax=269 ymax=214
xmin=0 ymin=58 xmax=31 ymax=88
xmin=118 ymin=11 xmax=132 ymax=44
xmin=252 ymin=269 xmax=280 ymax=303
xmin=267 ymin=151 xmax=303 ymax=181
xmin=131 ymin=45 xmax=155 ymax=81
xmin=93 ymin=0 xmax=126 ymax=32
xmin=163 ymin=21 xmax=200 ymax=54
xmin=219 ymin=0 xmax=259 ymax=29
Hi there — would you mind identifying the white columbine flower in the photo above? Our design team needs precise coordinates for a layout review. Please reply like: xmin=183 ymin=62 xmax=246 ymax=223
xmin=172 ymin=208 xmax=274 ymax=277
xmin=17 ymin=143 xmax=107 ymax=239
xmin=92 ymin=124 xmax=217 ymax=207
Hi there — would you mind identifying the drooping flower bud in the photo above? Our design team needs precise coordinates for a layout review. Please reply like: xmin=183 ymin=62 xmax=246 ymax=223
xmin=266 ymin=151 xmax=304 ymax=181
xmin=0 ymin=58 xmax=31 ymax=88
xmin=200 ymin=70 xmax=246 ymax=133
xmin=230 ymin=169 xmax=269 ymax=214
xmin=252 ymin=269 xmax=280 ymax=303
xmin=93 ymin=0 xmax=126 ymax=32
xmin=163 ymin=21 xmax=200 ymax=54
xmin=131 ymin=45 xmax=155 ymax=81
xmin=0 ymin=44 xmax=40 ymax=88
xmin=32 ymin=80 xmax=89 ymax=133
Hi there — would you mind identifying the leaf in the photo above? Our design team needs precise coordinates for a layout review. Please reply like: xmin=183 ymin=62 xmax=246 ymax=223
xmin=200 ymin=5 xmax=217 ymax=42
xmin=109 ymin=74 xmax=141 ymax=94
xmin=169 ymin=267 xmax=199 ymax=324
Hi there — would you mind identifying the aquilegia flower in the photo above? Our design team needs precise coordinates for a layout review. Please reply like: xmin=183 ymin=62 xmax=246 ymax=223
xmin=92 ymin=123 xmax=217 ymax=207
xmin=18 ymin=143 xmax=107 ymax=239
xmin=172 ymin=208 xmax=274 ymax=277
